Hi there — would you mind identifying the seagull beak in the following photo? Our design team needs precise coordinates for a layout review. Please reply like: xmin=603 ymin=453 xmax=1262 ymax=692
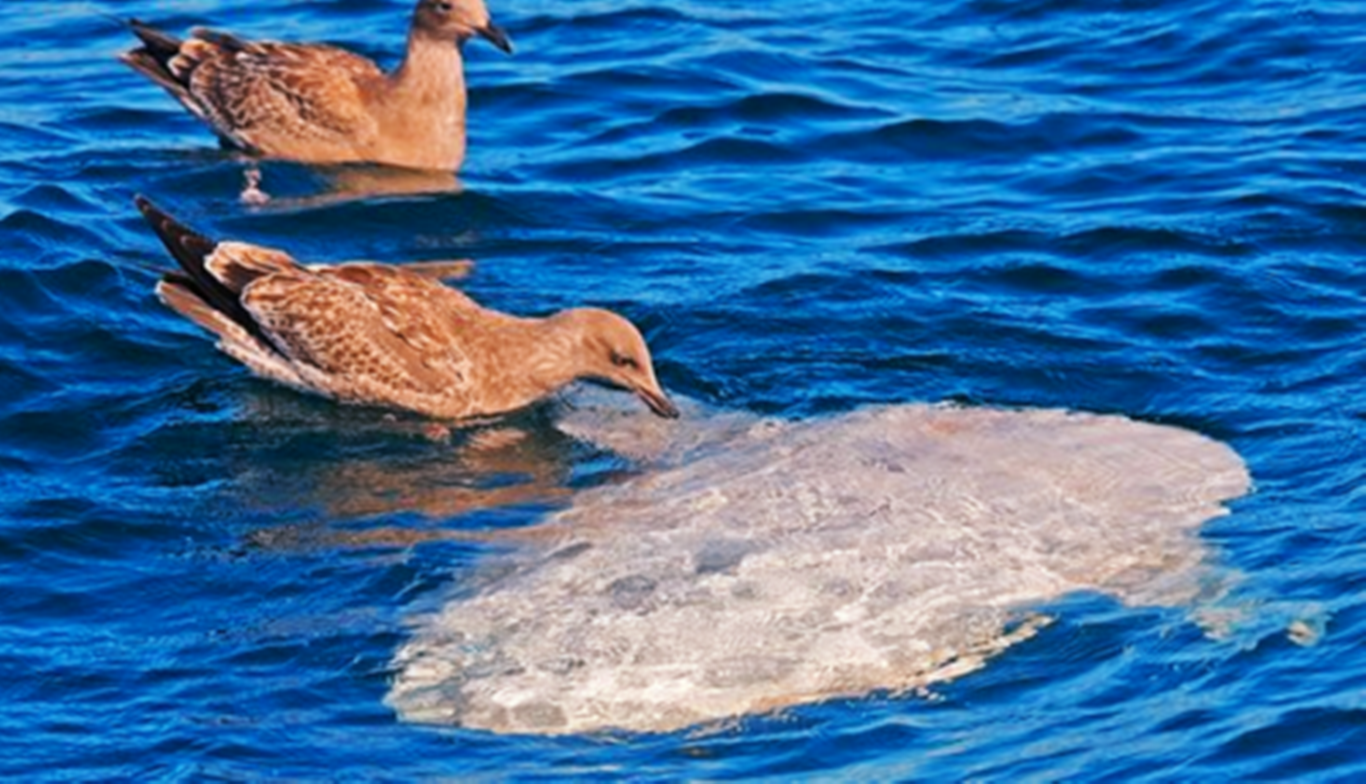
xmin=634 ymin=383 xmax=680 ymax=419
xmin=478 ymin=22 xmax=513 ymax=54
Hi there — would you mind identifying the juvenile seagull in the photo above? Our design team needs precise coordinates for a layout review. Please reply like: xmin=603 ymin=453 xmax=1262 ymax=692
xmin=135 ymin=196 xmax=679 ymax=421
xmin=120 ymin=0 xmax=513 ymax=171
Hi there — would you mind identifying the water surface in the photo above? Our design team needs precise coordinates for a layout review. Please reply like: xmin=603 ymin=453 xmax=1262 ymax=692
xmin=2 ymin=0 xmax=1365 ymax=779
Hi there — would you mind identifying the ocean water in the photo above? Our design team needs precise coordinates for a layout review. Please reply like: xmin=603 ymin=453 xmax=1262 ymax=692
xmin=2 ymin=0 xmax=1365 ymax=779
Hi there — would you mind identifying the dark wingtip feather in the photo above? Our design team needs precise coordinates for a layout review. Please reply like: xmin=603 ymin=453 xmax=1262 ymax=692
xmin=134 ymin=193 xmax=170 ymax=224
xmin=127 ymin=19 xmax=184 ymax=57
xmin=121 ymin=20 xmax=188 ymax=95
xmin=135 ymin=195 xmax=217 ymax=272
xmin=135 ymin=195 xmax=282 ymax=355
xmin=119 ymin=48 xmax=181 ymax=95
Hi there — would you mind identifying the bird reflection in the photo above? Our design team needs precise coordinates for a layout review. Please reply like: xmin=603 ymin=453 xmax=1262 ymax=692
xmin=218 ymin=390 xmax=638 ymax=554
xmin=238 ymin=161 xmax=464 ymax=209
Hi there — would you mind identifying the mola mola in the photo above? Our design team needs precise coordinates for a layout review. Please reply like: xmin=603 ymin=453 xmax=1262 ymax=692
xmin=387 ymin=393 xmax=1249 ymax=735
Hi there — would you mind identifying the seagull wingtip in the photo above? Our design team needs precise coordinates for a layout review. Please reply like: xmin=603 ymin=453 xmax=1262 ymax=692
xmin=133 ymin=194 xmax=163 ymax=224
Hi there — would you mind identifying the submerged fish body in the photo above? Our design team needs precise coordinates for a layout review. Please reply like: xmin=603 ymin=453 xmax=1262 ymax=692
xmin=388 ymin=396 xmax=1250 ymax=735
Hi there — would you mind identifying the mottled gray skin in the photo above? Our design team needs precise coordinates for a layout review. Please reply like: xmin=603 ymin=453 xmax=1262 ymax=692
xmin=389 ymin=393 xmax=1250 ymax=735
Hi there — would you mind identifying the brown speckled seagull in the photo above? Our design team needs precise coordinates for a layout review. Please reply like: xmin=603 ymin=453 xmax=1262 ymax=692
xmin=119 ymin=0 xmax=512 ymax=171
xmin=135 ymin=196 xmax=680 ymax=421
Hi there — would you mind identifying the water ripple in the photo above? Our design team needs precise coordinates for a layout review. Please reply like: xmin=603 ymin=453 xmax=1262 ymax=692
xmin=0 ymin=0 xmax=1364 ymax=778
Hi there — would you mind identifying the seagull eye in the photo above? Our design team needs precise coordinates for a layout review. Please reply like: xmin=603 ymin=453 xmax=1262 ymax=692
xmin=436 ymin=1 xmax=453 ymax=11
xmin=611 ymin=353 xmax=639 ymax=370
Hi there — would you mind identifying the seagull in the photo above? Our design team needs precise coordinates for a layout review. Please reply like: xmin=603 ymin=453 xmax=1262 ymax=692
xmin=120 ymin=0 xmax=513 ymax=171
xmin=135 ymin=196 xmax=680 ymax=421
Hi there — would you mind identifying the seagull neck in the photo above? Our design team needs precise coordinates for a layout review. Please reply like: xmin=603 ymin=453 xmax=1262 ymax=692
xmin=478 ymin=316 xmax=585 ymax=411
xmin=524 ymin=316 xmax=587 ymax=389
xmin=390 ymin=29 xmax=468 ymax=110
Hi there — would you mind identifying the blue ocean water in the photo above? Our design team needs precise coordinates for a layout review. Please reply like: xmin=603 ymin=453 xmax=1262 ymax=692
xmin=2 ymin=0 xmax=1365 ymax=778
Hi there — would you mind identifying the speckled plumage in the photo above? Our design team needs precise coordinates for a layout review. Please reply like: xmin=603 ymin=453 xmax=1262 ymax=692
xmin=136 ymin=197 xmax=679 ymax=421
xmin=120 ymin=0 xmax=513 ymax=171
